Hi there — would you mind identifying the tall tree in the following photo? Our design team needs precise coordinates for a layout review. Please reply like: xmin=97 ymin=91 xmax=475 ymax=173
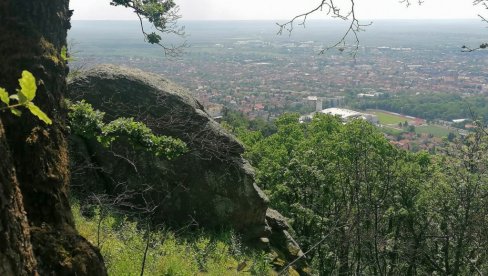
xmin=0 ymin=0 xmax=106 ymax=274
xmin=0 ymin=0 xmax=182 ymax=274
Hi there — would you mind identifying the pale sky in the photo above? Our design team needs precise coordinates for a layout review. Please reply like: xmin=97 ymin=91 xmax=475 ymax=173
xmin=70 ymin=0 xmax=482 ymax=20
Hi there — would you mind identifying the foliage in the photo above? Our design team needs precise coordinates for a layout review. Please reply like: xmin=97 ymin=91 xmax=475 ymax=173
xmin=221 ymin=108 xmax=276 ymax=147
xmin=237 ymin=113 xmax=488 ymax=275
xmin=0 ymin=70 xmax=52 ymax=124
xmin=110 ymin=0 xmax=184 ymax=55
xmin=60 ymin=45 xmax=75 ymax=62
xmin=72 ymin=204 xmax=273 ymax=275
xmin=68 ymin=100 xmax=187 ymax=159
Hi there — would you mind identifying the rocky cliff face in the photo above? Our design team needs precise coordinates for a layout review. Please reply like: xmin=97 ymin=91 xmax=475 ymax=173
xmin=67 ymin=64 xmax=307 ymax=274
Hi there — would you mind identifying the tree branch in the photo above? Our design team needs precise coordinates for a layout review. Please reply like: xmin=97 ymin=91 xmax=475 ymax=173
xmin=110 ymin=0 xmax=186 ymax=57
xmin=277 ymin=0 xmax=371 ymax=57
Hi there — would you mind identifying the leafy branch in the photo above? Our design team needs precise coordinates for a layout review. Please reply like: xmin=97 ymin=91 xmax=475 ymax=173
xmin=68 ymin=100 xmax=187 ymax=159
xmin=0 ymin=70 xmax=52 ymax=125
xmin=110 ymin=0 xmax=186 ymax=56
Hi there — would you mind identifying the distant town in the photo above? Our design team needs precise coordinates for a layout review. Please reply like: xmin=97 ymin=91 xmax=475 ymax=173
xmin=70 ymin=20 xmax=487 ymax=151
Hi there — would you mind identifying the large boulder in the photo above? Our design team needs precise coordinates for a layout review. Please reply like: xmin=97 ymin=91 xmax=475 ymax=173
xmin=67 ymin=65 xmax=309 ymax=274
xmin=68 ymin=64 xmax=269 ymax=233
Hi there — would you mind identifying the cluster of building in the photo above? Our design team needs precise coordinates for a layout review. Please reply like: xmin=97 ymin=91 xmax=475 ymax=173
xmin=76 ymin=31 xmax=488 ymax=122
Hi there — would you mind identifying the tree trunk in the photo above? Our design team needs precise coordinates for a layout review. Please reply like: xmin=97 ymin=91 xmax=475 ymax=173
xmin=0 ymin=121 xmax=37 ymax=276
xmin=0 ymin=0 xmax=106 ymax=275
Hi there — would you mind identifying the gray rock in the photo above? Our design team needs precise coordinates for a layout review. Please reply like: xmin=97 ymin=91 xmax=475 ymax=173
xmin=266 ymin=209 xmax=308 ymax=274
xmin=68 ymin=65 xmax=309 ymax=274
xmin=266 ymin=208 xmax=291 ymax=231
xmin=68 ymin=64 xmax=268 ymax=232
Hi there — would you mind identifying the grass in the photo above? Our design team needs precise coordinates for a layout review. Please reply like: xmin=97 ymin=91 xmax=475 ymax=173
xmin=367 ymin=110 xmax=411 ymax=125
xmin=72 ymin=204 xmax=273 ymax=275
xmin=415 ymin=125 xmax=453 ymax=137
xmin=379 ymin=126 xmax=404 ymax=136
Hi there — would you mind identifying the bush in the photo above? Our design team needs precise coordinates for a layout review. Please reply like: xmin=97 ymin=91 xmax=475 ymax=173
xmin=68 ymin=100 xmax=187 ymax=160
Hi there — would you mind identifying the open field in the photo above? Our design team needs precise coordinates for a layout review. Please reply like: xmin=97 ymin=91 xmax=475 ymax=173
xmin=379 ymin=126 xmax=404 ymax=136
xmin=415 ymin=125 xmax=453 ymax=137
xmin=367 ymin=110 xmax=412 ymax=125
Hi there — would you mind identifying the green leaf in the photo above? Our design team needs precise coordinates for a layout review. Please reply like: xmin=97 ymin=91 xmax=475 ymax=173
xmin=9 ymin=94 xmax=19 ymax=101
xmin=0 ymin=87 xmax=9 ymax=105
xmin=61 ymin=46 xmax=67 ymax=61
xmin=27 ymin=102 xmax=52 ymax=125
xmin=18 ymin=70 xmax=37 ymax=102
xmin=11 ymin=108 xmax=22 ymax=116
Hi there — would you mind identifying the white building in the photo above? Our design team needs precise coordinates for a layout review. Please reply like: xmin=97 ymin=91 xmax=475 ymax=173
xmin=300 ymin=108 xmax=378 ymax=124
xmin=320 ymin=108 xmax=361 ymax=119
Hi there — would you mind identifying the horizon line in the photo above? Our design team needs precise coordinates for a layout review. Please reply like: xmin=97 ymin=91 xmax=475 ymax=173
xmin=71 ymin=18 xmax=481 ymax=21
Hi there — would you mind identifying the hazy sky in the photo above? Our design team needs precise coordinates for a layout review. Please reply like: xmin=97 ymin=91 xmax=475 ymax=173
xmin=70 ymin=0 xmax=482 ymax=20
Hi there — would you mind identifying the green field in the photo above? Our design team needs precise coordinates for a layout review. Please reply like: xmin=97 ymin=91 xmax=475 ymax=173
xmin=379 ymin=126 xmax=404 ymax=136
xmin=367 ymin=110 xmax=411 ymax=125
xmin=415 ymin=125 xmax=453 ymax=137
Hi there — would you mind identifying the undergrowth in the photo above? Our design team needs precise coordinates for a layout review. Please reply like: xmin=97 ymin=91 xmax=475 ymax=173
xmin=72 ymin=204 xmax=273 ymax=275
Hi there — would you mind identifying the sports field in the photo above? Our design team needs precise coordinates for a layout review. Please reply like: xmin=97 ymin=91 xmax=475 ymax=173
xmin=367 ymin=110 xmax=411 ymax=125
xmin=415 ymin=125 xmax=453 ymax=137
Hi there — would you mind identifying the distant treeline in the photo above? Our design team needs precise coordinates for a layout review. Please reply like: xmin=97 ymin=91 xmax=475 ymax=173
xmin=352 ymin=93 xmax=488 ymax=122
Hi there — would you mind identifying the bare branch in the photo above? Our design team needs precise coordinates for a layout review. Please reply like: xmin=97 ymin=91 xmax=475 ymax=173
xmin=399 ymin=0 xmax=425 ymax=7
xmin=278 ymin=0 xmax=439 ymax=56
xmin=276 ymin=0 xmax=372 ymax=57
xmin=461 ymin=42 xmax=488 ymax=52
xmin=463 ymin=0 xmax=488 ymax=51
